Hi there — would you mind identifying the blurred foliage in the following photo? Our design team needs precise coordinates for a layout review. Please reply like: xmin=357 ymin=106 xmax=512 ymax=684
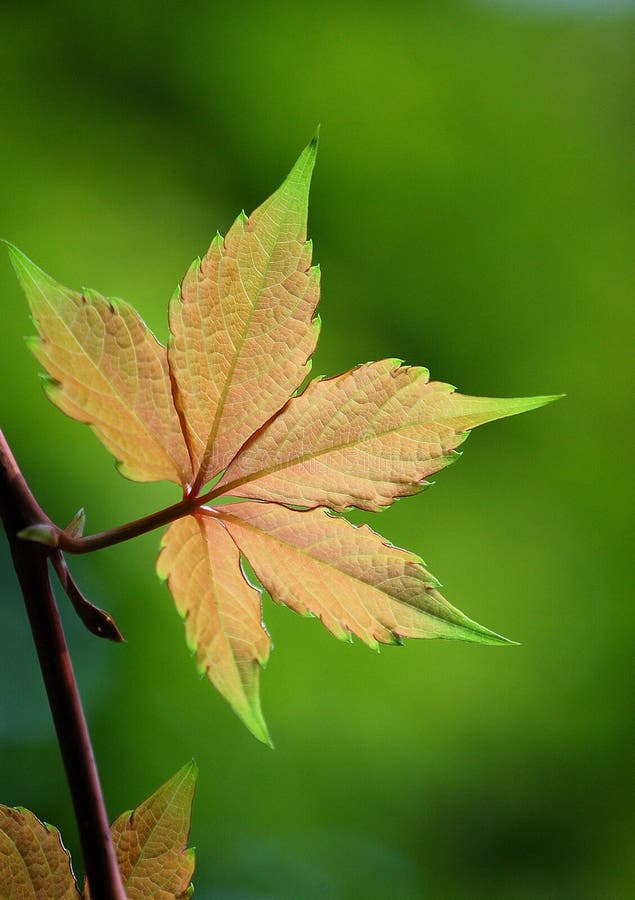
xmin=0 ymin=1 xmax=633 ymax=897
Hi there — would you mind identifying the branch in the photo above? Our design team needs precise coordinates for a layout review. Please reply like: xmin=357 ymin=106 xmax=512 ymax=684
xmin=0 ymin=429 xmax=126 ymax=900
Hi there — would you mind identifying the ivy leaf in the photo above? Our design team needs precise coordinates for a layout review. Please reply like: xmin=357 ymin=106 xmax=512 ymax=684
xmin=85 ymin=762 xmax=197 ymax=899
xmin=157 ymin=516 xmax=271 ymax=745
xmin=7 ymin=243 xmax=191 ymax=485
xmin=213 ymin=503 xmax=511 ymax=647
xmin=168 ymin=137 xmax=320 ymax=492
xmin=0 ymin=765 xmax=197 ymax=898
xmin=10 ymin=137 xmax=559 ymax=742
xmin=214 ymin=359 xmax=556 ymax=511
xmin=0 ymin=805 xmax=80 ymax=899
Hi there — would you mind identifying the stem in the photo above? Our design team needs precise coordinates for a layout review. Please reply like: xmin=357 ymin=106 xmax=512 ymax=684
xmin=0 ymin=429 xmax=126 ymax=899
xmin=59 ymin=495 xmax=199 ymax=554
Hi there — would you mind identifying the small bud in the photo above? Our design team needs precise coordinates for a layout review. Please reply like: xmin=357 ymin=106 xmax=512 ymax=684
xmin=64 ymin=508 xmax=86 ymax=538
xmin=17 ymin=523 xmax=59 ymax=547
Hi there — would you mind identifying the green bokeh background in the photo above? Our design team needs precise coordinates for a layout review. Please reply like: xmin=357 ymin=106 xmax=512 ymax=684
xmin=1 ymin=2 xmax=632 ymax=897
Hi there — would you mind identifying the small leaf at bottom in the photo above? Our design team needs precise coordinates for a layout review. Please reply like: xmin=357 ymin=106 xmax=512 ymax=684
xmin=0 ymin=805 xmax=80 ymax=899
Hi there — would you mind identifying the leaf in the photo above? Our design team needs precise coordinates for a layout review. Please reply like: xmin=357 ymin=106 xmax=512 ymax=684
xmin=167 ymin=137 xmax=321 ymax=491
xmin=157 ymin=515 xmax=271 ymax=744
xmin=85 ymin=762 xmax=197 ymax=899
xmin=1 ymin=769 xmax=197 ymax=898
xmin=10 ymin=138 xmax=558 ymax=742
xmin=0 ymin=805 xmax=80 ymax=899
xmin=8 ymin=244 xmax=191 ymax=485
xmin=215 ymin=359 xmax=560 ymax=511
xmin=215 ymin=503 xmax=512 ymax=648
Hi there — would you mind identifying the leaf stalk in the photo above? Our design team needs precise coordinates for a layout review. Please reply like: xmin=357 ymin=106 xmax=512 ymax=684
xmin=58 ymin=494 xmax=202 ymax=554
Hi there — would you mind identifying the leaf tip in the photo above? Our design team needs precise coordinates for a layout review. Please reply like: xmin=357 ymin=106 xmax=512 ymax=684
xmin=495 ymin=393 xmax=565 ymax=419
xmin=457 ymin=617 xmax=518 ymax=647
xmin=536 ymin=393 xmax=566 ymax=407
xmin=5 ymin=243 xmax=52 ymax=291
xmin=5 ymin=241 xmax=32 ymax=281
xmin=284 ymin=135 xmax=319 ymax=200
xmin=181 ymin=758 xmax=199 ymax=783
xmin=3 ymin=238 xmax=23 ymax=262
xmin=521 ymin=393 xmax=564 ymax=410
xmin=247 ymin=709 xmax=274 ymax=748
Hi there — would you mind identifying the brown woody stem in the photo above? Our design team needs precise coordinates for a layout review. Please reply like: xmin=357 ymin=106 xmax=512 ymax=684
xmin=0 ymin=428 xmax=126 ymax=900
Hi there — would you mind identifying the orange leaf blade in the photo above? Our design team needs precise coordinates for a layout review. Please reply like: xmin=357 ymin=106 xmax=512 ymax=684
xmin=0 ymin=805 xmax=80 ymax=899
xmin=216 ymin=360 xmax=560 ymax=510
xmin=168 ymin=138 xmax=321 ymax=490
xmin=217 ymin=503 xmax=512 ymax=648
xmin=8 ymin=245 xmax=192 ymax=486
xmin=157 ymin=514 xmax=271 ymax=744
xmin=102 ymin=762 xmax=197 ymax=899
